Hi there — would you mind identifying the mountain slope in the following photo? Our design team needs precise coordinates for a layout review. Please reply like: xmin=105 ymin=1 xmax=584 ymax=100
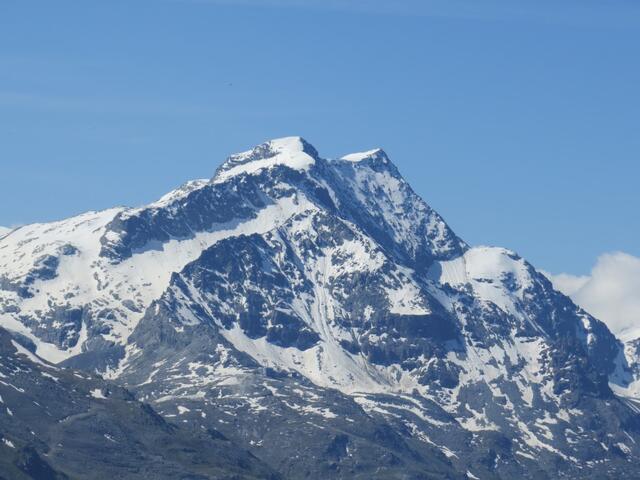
xmin=0 ymin=327 xmax=277 ymax=479
xmin=2 ymin=136 xmax=640 ymax=479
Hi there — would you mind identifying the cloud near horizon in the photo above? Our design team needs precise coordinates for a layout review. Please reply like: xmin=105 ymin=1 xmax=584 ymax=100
xmin=543 ymin=252 xmax=640 ymax=340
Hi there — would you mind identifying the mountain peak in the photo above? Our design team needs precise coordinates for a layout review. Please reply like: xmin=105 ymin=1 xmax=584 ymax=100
xmin=336 ymin=147 xmax=402 ymax=178
xmin=340 ymin=147 xmax=387 ymax=163
xmin=213 ymin=136 xmax=319 ymax=183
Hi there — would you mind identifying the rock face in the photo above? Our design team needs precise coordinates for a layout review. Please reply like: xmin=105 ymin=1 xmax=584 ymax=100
xmin=0 ymin=327 xmax=277 ymax=479
xmin=2 ymin=136 xmax=640 ymax=479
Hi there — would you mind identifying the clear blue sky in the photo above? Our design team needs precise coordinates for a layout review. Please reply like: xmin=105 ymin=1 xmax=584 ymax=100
xmin=1 ymin=0 xmax=638 ymax=275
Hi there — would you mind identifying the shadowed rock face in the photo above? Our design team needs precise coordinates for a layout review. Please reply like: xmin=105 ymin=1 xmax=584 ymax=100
xmin=2 ymin=137 xmax=640 ymax=479
xmin=0 ymin=327 xmax=278 ymax=480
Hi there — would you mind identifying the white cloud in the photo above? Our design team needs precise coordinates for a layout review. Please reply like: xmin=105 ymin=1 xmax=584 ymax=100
xmin=544 ymin=252 xmax=640 ymax=340
xmin=542 ymin=271 xmax=590 ymax=297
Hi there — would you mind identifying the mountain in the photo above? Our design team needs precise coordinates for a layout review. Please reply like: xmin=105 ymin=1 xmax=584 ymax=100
xmin=2 ymin=136 xmax=640 ymax=479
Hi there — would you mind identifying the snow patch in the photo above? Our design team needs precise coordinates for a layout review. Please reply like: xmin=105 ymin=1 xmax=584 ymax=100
xmin=2 ymin=438 xmax=15 ymax=448
xmin=214 ymin=137 xmax=316 ymax=183
xmin=10 ymin=340 xmax=51 ymax=368
xmin=340 ymin=148 xmax=383 ymax=163
xmin=90 ymin=389 xmax=107 ymax=399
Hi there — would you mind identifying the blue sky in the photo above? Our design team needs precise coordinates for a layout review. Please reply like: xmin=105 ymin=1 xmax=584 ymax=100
xmin=1 ymin=0 xmax=638 ymax=275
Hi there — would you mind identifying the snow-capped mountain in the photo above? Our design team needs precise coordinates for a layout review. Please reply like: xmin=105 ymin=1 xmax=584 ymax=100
xmin=2 ymin=136 xmax=640 ymax=479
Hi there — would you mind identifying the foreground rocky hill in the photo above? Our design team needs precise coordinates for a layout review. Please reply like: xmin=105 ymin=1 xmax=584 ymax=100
xmin=0 ymin=327 xmax=276 ymax=479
